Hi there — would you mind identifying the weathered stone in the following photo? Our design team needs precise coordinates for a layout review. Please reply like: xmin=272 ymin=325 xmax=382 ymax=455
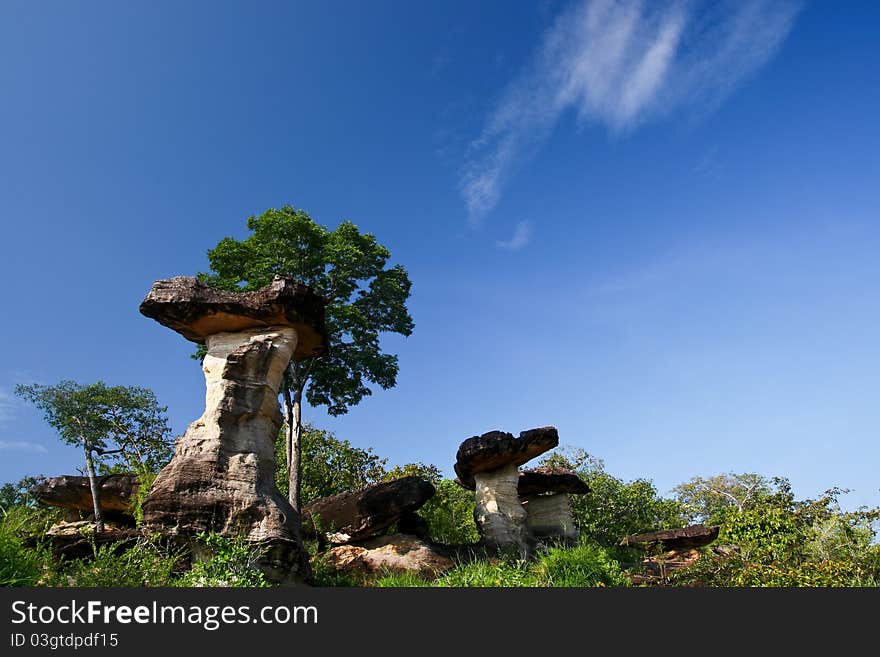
xmin=474 ymin=464 xmax=534 ymax=557
xmin=302 ymin=476 xmax=435 ymax=545
xmin=142 ymin=325 xmax=312 ymax=584
xmin=454 ymin=427 xmax=559 ymax=490
xmin=31 ymin=474 xmax=140 ymax=515
xmin=323 ymin=534 xmax=454 ymax=579
xmin=517 ymin=467 xmax=590 ymax=496
xmin=522 ymin=494 xmax=578 ymax=545
xmin=139 ymin=276 xmax=326 ymax=360
xmin=42 ymin=521 xmax=141 ymax=560
xmin=620 ymin=524 xmax=720 ymax=550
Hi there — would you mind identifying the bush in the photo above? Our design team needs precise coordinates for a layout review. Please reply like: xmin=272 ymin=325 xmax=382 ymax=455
xmin=534 ymin=541 xmax=630 ymax=587
xmin=418 ymin=479 xmax=479 ymax=545
xmin=176 ymin=533 xmax=270 ymax=587
xmin=0 ymin=506 xmax=52 ymax=586
xmin=44 ymin=537 xmax=180 ymax=587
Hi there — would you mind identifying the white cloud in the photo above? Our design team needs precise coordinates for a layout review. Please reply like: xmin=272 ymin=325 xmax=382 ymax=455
xmin=460 ymin=0 xmax=801 ymax=223
xmin=0 ymin=440 xmax=48 ymax=454
xmin=0 ymin=388 xmax=15 ymax=424
xmin=496 ymin=221 xmax=534 ymax=251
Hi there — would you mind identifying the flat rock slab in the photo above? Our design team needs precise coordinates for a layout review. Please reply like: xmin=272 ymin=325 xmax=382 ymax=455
xmin=40 ymin=521 xmax=142 ymax=560
xmin=454 ymin=427 xmax=559 ymax=490
xmin=323 ymin=534 xmax=454 ymax=579
xmin=31 ymin=474 xmax=140 ymax=514
xmin=517 ymin=467 xmax=590 ymax=496
xmin=139 ymin=275 xmax=326 ymax=359
xmin=620 ymin=524 xmax=720 ymax=550
xmin=302 ymin=476 xmax=435 ymax=544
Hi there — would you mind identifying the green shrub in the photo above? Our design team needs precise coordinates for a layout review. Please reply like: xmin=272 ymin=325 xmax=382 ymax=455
xmin=435 ymin=559 xmax=540 ymax=587
xmin=44 ymin=537 xmax=180 ymax=587
xmin=176 ymin=533 xmax=269 ymax=587
xmin=372 ymin=571 xmax=432 ymax=587
xmin=0 ymin=506 xmax=52 ymax=586
xmin=418 ymin=479 xmax=479 ymax=545
xmin=534 ymin=541 xmax=630 ymax=587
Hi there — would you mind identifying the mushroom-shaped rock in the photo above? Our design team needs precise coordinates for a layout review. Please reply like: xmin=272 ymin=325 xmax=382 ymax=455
xmin=620 ymin=524 xmax=720 ymax=551
xmin=302 ymin=476 xmax=435 ymax=545
xmin=139 ymin=275 xmax=326 ymax=585
xmin=139 ymin=275 xmax=326 ymax=359
xmin=454 ymin=427 xmax=559 ymax=556
xmin=517 ymin=467 xmax=589 ymax=546
xmin=32 ymin=474 xmax=140 ymax=516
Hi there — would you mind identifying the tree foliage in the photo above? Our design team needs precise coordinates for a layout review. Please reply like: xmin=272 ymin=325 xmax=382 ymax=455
xmin=672 ymin=472 xmax=774 ymax=524
xmin=200 ymin=205 xmax=413 ymax=512
xmin=540 ymin=447 xmax=685 ymax=549
xmin=15 ymin=381 xmax=173 ymax=474
xmin=200 ymin=206 xmax=414 ymax=416
xmin=274 ymin=423 xmax=387 ymax=506
xmin=15 ymin=381 xmax=173 ymax=531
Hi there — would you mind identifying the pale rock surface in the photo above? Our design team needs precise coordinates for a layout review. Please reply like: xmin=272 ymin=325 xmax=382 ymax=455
xmin=522 ymin=493 xmax=578 ymax=545
xmin=473 ymin=463 xmax=533 ymax=556
xmin=324 ymin=534 xmax=454 ymax=578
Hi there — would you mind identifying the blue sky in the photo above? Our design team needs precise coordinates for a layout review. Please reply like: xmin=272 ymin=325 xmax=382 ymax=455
xmin=1 ymin=1 xmax=878 ymax=509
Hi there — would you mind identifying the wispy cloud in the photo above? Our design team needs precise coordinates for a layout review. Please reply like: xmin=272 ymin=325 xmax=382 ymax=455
xmin=0 ymin=388 xmax=16 ymax=424
xmin=496 ymin=221 xmax=534 ymax=251
xmin=0 ymin=440 xmax=48 ymax=454
xmin=459 ymin=0 xmax=801 ymax=224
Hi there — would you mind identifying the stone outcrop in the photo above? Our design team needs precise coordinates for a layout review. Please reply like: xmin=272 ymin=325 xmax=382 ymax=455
xmin=518 ymin=467 xmax=590 ymax=546
xmin=323 ymin=534 xmax=454 ymax=579
xmin=139 ymin=276 xmax=326 ymax=585
xmin=32 ymin=474 xmax=140 ymax=516
xmin=454 ymin=427 xmax=559 ymax=490
xmin=139 ymin=276 xmax=326 ymax=359
xmin=454 ymin=427 xmax=559 ymax=556
xmin=41 ymin=521 xmax=142 ymax=560
xmin=302 ymin=476 xmax=436 ymax=545
xmin=620 ymin=524 xmax=720 ymax=551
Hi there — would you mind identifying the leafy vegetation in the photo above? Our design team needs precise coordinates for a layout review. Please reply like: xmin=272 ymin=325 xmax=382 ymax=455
xmin=199 ymin=206 xmax=414 ymax=513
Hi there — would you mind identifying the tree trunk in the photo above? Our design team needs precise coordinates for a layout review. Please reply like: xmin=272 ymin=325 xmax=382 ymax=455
xmin=290 ymin=389 xmax=303 ymax=514
xmin=282 ymin=363 xmax=304 ymax=515
xmin=83 ymin=444 xmax=105 ymax=533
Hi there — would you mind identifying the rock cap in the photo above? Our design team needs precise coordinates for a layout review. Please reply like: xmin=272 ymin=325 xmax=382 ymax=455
xmin=454 ymin=426 xmax=559 ymax=490
xmin=139 ymin=275 xmax=326 ymax=359
xmin=517 ymin=467 xmax=590 ymax=496
xmin=619 ymin=524 xmax=720 ymax=550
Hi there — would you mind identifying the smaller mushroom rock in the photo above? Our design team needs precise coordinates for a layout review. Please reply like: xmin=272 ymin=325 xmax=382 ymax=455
xmin=454 ymin=427 xmax=559 ymax=556
xmin=302 ymin=476 xmax=436 ymax=545
xmin=517 ymin=467 xmax=589 ymax=545
xmin=620 ymin=524 xmax=720 ymax=550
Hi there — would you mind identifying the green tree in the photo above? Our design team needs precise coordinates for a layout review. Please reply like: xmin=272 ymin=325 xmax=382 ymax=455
xmin=274 ymin=423 xmax=387 ymax=506
xmin=540 ymin=447 xmax=685 ymax=548
xmin=200 ymin=205 xmax=413 ymax=514
xmin=15 ymin=381 xmax=173 ymax=532
xmin=672 ymin=472 xmax=773 ymax=524
xmin=0 ymin=475 xmax=45 ymax=512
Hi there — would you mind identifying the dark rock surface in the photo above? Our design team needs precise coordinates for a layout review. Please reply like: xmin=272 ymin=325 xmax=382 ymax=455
xmin=139 ymin=275 xmax=326 ymax=359
xmin=454 ymin=427 xmax=559 ymax=490
xmin=517 ymin=467 xmax=590 ymax=496
xmin=31 ymin=474 xmax=140 ymax=515
xmin=302 ymin=476 xmax=436 ymax=544
xmin=620 ymin=524 xmax=720 ymax=550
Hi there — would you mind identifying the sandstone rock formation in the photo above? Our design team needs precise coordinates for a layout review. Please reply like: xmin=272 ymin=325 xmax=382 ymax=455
xmin=620 ymin=524 xmax=720 ymax=550
xmin=454 ymin=427 xmax=559 ymax=556
xmin=32 ymin=474 xmax=140 ymax=517
xmin=518 ymin=467 xmax=590 ymax=545
xmin=302 ymin=476 xmax=435 ymax=545
xmin=323 ymin=534 xmax=454 ymax=579
xmin=41 ymin=521 xmax=141 ymax=560
xmin=139 ymin=275 xmax=326 ymax=585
